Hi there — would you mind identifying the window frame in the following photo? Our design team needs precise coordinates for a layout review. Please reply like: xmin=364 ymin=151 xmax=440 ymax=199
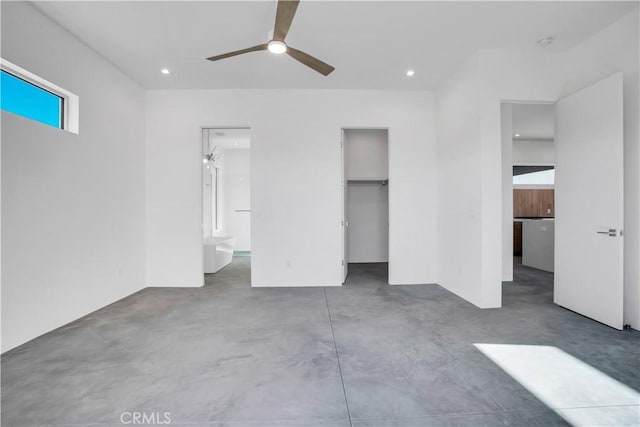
xmin=0 ymin=58 xmax=79 ymax=134
xmin=1 ymin=69 xmax=65 ymax=129
xmin=513 ymin=167 xmax=555 ymax=185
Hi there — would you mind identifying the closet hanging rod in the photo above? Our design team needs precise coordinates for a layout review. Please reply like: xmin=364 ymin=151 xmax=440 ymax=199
xmin=347 ymin=179 xmax=388 ymax=186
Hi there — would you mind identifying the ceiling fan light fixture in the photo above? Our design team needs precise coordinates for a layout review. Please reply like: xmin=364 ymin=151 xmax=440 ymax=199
xmin=267 ymin=40 xmax=287 ymax=54
xmin=406 ymin=69 xmax=415 ymax=77
xmin=206 ymin=1 xmax=334 ymax=76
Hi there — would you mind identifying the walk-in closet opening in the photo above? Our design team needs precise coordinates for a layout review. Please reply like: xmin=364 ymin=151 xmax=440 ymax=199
xmin=202 ymin=127 xmax=251 ymax=284
xmin=341 ymin=128 xmax=389 ymax=285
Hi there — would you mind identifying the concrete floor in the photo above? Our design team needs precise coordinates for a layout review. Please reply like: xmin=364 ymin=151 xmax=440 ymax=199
xmin=2 ymin=258 xmax=639 ymax=426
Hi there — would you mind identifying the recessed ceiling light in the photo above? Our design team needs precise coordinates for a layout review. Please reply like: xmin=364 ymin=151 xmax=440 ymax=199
xmin=267 ymin=40 xmax=287 ymax=54
xmin=406 ymin=69 xmax=415 ymax=77
xmin=514 ymin=134 xmax=520 ymax=137
xmin=537 ymin=37 xmax=554 ymax=48
xmin=161 ymin=68 xmax=170 ymax=75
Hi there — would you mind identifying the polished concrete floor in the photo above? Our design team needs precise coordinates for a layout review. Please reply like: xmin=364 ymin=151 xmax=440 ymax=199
xmin=2 ymin=258 xmax=639 ymax=426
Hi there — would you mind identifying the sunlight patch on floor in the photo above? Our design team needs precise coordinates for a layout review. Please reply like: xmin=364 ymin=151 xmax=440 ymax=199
xmin=474 ymin=343 xmax=640 ymax=426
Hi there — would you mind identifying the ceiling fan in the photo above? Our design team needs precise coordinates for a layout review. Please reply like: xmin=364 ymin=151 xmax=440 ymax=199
xmin=205 ymin=0 xmax=335 ymax=76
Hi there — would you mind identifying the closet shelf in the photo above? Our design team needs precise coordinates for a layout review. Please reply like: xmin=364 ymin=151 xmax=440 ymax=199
xmin=347 ymin=179 xmax=388 ymax=186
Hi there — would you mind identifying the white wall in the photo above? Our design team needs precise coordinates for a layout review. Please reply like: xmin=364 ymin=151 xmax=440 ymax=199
xmin=1 ymin=2 xmax=146 ymax=351
xmin=146 ymin=90 xmax=437 ymax=287
xmin=478 ymin=51 xmax=564 ymax=310
xmin=501 ymin=104 xmax=513 ymax=282
xmin=436 ymin=53 xmax=491 ymax=307
xmin=347 ymin=185 xmax=389 ymax=263
xmin=444 ymin=10 xmax=639 ymax=324
xmin=345 ymin=129 xmax=389 ymax=180
xmin=513 ymin=139 xmax=554 ymax=165
xmin=222 ymin=148 xmax=251 ymax=251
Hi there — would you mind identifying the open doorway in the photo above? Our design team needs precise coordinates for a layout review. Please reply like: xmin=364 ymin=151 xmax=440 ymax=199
xmin=510 ymin=103 xmax=556 ymax=274
xmin=501 ymin=74 xmax=625 ymax=330
xmin=202 ymin=127 xmax=251 ymax=284
xmin=341 ymin=128 xmax=389 ymax=285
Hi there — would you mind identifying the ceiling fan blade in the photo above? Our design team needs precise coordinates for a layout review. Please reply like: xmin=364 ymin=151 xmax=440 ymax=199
xmin=286 ymin=46 xmax=335 ymax=76
xmin=206 ymin=44 xmax=268 ymax=62
xmin=273 ymin=0 xmax=299 ymax=41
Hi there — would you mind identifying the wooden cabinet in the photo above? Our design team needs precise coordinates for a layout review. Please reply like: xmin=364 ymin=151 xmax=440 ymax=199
xmin=537 ymin=189 xmax=554 ymax=217
xmin=513 ymin=189 xmax=554 ymax=218
xmin=513 ymin=190 xmax=533 ymax=217
xmin=513 ymin=221 xmax=522 ymax=256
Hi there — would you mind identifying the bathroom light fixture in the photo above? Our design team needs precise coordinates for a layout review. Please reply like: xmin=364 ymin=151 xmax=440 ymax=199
xmin=537 ymin=37 xmax=554 ymax=48
xmin=161 ymin=68 xmax=170 ymax=75
xmin=203 ymin=146 xmax=224 ymax=168
xmin=406 ymin=69 xmax=415 ymax=77
xmin=515 ymin=134 xmax=520 ymax=137
xmin=267 ymin=40 xmax=287 ymax=54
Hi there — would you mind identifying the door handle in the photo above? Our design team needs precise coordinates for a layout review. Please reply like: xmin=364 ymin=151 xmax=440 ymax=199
xmin=596 ymin=229 xmax=617 ymax=237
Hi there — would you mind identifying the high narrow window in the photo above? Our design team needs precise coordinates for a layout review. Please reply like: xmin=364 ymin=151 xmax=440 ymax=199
xmin=1 ymin=70 xmax=63 ymax=129
xmin=0 ymin=59 xmax=78 ymax=133
xmin=513 ymin=168 xmax=555 ymax=185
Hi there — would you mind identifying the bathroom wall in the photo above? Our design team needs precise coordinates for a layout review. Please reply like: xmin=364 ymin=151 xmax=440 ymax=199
xmin=222 ymin=148 xmax=251 ymax=252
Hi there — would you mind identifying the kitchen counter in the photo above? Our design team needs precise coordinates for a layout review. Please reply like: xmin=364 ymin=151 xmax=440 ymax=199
xmin=521 ymin=219 xmax=555 ymax=272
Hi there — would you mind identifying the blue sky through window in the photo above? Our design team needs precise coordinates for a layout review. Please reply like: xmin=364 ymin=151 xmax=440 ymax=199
xmin=1 ymin=70 xmax=62 ymax=128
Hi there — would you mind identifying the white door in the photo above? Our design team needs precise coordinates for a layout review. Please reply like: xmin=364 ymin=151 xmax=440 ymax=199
xmin=554 ymin=72 xmax=624 ymax=330
xmin=341 ymin=130 xmax=349 ymax=283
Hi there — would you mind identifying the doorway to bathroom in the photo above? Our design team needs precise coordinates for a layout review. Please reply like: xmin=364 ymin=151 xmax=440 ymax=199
xmin=202 ymin=127 xmax=251 ymax=284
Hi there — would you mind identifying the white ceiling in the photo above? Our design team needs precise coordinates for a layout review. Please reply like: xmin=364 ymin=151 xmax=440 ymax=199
xmin=512 ymin=103 xmax=555 ymax=140
xmin=33 ymin=1 xmax=637 ymax=90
